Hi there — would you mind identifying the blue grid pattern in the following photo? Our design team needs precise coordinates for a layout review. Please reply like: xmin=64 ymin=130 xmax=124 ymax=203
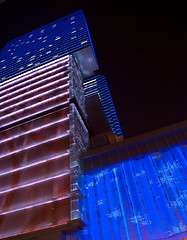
xmin=83 ymin=75 xmax=123 ymax=137
xmin=78 ymin=142 xmax=187 ymax=240
xmin=0 ymin=10 xmax=91 ymax=82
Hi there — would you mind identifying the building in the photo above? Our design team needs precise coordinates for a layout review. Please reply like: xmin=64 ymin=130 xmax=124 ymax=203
xmin=0 ymin=10 xmax=122 ymax=143
xmin=0 ymin=10 xmax=187 ymax=240
xmin=0 ymin=39 xmax=89 ymax=239
xmin=79 ymin=121 xmax=187 ymax=240
xmin=83 ymin=75 xmax=123 ymax=143
xmin=0 ymin=9 xmax=122 ymax=240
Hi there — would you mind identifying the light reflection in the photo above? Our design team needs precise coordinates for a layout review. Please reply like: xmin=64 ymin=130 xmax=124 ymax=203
xmin=0 ymin=82 xmax=69 ymax=113
xmin=0 ymin=116 xmax=69 ymax=145
xmin=0 ymin=132 xmax=69 ymax=159
xmin=0 ymin=70 xmax=69 ymax=103
xmin=0 ymin=152 xmax=69 ymax=177
xmin=0 ymin=55 xmax=69 ymax=90
xmin=0 ymin=100 xmax=69 ymax=130
xmin=0 ymin=195 xmax=70 ymax=216
xmin=0 ymin=171 xmax=70 ymax=195
xmin=0 ymin=92 xmax=69 ymax=121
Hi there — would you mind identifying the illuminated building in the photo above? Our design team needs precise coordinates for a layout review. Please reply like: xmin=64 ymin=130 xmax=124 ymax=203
xmin=0 ymin=53 xmax=89 ymax=238
xmin=0 ymin=9 xmax=122 ymax=142
xmin=0 ymin=10 xmax=93 ymax=239
xmin=0 ymin=9 xmax=122 ymax=239
xmin=0 ymin=10 xmax=98 ymax=81
xmin=83 ymin=75 xmax=123 ymax=141
xmin=0 ymin=9 xmax=187 ymax=240
xmin=79 ymin=121 xmax=187 ymax=240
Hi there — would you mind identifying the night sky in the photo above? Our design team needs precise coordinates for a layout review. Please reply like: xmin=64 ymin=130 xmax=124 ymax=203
xmin=0 ymin=0 xmax=186 ymax=138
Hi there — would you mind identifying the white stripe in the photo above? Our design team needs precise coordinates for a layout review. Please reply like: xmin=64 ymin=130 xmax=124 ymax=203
xmin=0 ymin=195 xmax=70 ymax=216
xmin=0 ymin=152 xmax=70 ymax=177
xmin=0 ymin=63 xmax=69 ymax=97
xmin=0 ymin=100 xmax=69 ymax=130
xmin=0 ymin=91 xmax=69 ymax=121
xmin=0 ymin=132 xmax=69 ymax=159
xmin=0 ymin=70 xmax=69 ymax=103
xmin=0 ymin=82 xmax=69 ymax=114
xmin=0 ymin=74 xmax=69 ymax=107
xmin=0 ymin=116 xmax=69 ymax=145
xmin=0 ymin=171 xmax=70 ymax=195
xmin=0 ymin=55 xmax=70 ymax=89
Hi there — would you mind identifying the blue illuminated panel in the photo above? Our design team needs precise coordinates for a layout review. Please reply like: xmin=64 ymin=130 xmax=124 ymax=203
xmin=0 ymin=10 xmax=91 ymax=82
xmin=83 ymin=75 xmax=123 ymax=137
xmin=80 ymin=142 xmax=187 ymax=240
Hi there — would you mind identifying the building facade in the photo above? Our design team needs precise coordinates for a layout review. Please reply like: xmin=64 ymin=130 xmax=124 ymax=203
xmin=80 ymin=121 xmax=187 ymax=240
xmin=0 ymin=9 xmax=122 ymax=141
xmin=0 ymin=10 xmax=187 ymax=240
xmin=83 ymin=75 xmax=123 ymax=140
xmin=0 ymin=10 xmax=122 ymax=239
xmin=0 ymin=52 xmax=89 ymax=238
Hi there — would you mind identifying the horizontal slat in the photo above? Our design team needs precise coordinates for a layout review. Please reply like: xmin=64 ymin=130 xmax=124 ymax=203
xmin=0 ymin=69 xmax=69 ymax=105
xmin=0 ymin=133 xmax=69 ymax=160
xmin=0 ymin=171 xmax=70 ymax=195
xmin=0 ymin=56 xmax=69 ymax=92
xmin=0 ymin=195 xmax=70 ymax=216
xmin=0 ymin=117 xmax=69 ymax=146
xmin=0 ymin=152 xmax=69 ymax=178
xmin=0 ymin=82 xmax=69 ymax=115
xmin=0 ymin=94 xmax=69 ymax=129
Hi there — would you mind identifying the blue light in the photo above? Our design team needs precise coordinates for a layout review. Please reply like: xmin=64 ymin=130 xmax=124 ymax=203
xmin=0 ymin=10 xmax=91 ymax=82
xmin=84 ymin=75 xmax=123 ymax=137
xmin=81 ymin=143 xmax=187 ymax=239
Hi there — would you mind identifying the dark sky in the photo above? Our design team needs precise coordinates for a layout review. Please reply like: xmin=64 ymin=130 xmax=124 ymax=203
xmin=0 ymin=0 xmax=186 ymax=138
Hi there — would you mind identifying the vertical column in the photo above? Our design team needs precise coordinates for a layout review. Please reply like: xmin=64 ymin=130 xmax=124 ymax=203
xmin=68 ymin=55 xmax=89 ymax=221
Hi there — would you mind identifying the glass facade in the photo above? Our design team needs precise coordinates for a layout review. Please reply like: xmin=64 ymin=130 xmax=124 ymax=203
xmin=0 ymin=10 xmax=91 ymax=82
xmin=84 ymin=75 xmax=123 ymax=138
xmin=1 ymin=9 xmax=186 ymax=240
xmin=0 ymin=55 xmax=88 ymax=238
xmin=79 ymin=129 xmax=187 ymax=240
